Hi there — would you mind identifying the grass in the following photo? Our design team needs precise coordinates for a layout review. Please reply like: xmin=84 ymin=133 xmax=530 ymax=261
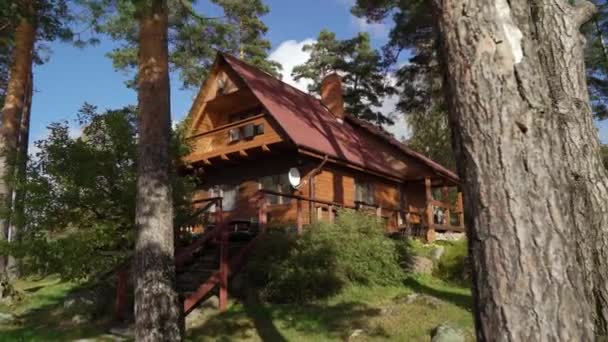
xmin=186 ymin=275 xmax=474 ymax=341
xmin=0 ymin=276 xmax=113 ymax=341
xmin=0 ymin=274 xmax=473 ymax=341
xmin=0 ymin=240 xmax=474 ymax=341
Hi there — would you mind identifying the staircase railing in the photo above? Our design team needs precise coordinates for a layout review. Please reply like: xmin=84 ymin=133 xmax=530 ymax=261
xmin=114 ymin=197 xmax=225 ymax=319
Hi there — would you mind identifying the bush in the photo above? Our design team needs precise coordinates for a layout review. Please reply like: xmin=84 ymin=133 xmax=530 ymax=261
xmin=433 ymin=239 xmax=471 ymax=284
xmin=246 ymin=210 xmax=405 ymax=303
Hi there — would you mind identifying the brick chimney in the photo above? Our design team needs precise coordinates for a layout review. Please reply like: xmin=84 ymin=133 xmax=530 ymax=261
xmin=320 ymin=72 xmax=345 ymax=120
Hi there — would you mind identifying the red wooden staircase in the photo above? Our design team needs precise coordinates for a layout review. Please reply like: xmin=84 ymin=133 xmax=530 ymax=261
xmin=114 ymin=197 xmax=267 ymax=319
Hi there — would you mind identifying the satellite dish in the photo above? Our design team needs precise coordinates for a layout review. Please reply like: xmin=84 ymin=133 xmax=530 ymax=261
xmin=288 ymin=167 xmax=301 ymax=188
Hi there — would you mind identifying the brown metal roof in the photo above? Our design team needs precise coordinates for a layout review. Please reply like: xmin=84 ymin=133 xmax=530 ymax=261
xmin=220 ymin=53 xmax=459 ymax=185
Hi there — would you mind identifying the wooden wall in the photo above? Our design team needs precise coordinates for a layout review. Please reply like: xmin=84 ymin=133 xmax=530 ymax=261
xmin=191 ymin=154 xmax=435 ymax=232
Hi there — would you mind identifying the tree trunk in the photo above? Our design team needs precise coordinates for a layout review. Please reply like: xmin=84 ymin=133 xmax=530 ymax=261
xmin=432 ymin=0 xmax=608 ymax=339
xmin=6 ymin=69 xmax=32 ymax=279
xmin=133 ymin=0 xmax=182 ymax=340
xmin=0 ymin=9 xmax=35 ymax=275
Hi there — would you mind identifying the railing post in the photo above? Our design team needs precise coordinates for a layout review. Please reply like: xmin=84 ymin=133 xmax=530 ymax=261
xmin=115 ymin=268 xmax=128 ymax=321
xmin=317 ymin=206 xmax=323 ymax=221
xmin=219 ymin=224 xmax=228 ymax=312
xmin=296 ymin=198 xmax=303 ymax=233
xmin=425 ymin=177 xmax=435 ymax=243
xmin=376 ymin=205 xmax=382 ymax=219
xmin=328 ymin=205 xmax=334 ymax=223
xmin=442 ymin=186 xmax=450 ymax=226
xmin=457 ymin=191 xmax=464 ymax=229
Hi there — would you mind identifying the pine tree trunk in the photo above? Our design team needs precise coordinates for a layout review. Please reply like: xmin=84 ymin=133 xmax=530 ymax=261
xmin=0 ymin=10 xmax=35 ymax=275
xmin=432 ymin=0 xmax=608 ymax=339
xmin=7 ymin=69 xmax=32 ymax=279
xmin=133 ymin=0 xmax=182 ymax=340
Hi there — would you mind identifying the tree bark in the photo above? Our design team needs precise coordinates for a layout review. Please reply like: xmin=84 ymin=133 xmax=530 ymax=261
xmin=432 ymin=0 xmax=608 ymax=340
xmin=133 ymin=0 xmax=182 ymax=340
xmin=0 ymin=7 xmax=35 ymax=275
xmin=6 ymin=69 xmax=32 ymax=279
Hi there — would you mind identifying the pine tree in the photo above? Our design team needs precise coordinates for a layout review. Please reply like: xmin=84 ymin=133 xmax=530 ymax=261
xmin=85 ymin=0 xmax=280 ymax=90
xmin=0 ymin=0 xmax=72 ymax=277
xmin=212 ymin=0 xmax=281 ymax=77
xmin=353 ymin=0 xmax=454 ymax=164
xmin=292 ymin=30 xmax=395 ymax=125
xmin=434 ymin=0 xmax=608 ymax=338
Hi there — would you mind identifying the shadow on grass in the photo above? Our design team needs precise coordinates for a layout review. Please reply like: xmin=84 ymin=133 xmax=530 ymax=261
xmin=188 ymin=299 xmax=387 ymax=341
xmin=0 ymin=281 xmax=112 ymax=341
xmin=402 ymin=277 xmax=472 ymax=311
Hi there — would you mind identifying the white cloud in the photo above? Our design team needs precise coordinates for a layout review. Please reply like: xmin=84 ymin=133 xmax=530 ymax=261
xmin=270 ymin=38 xmax=408 ymax=139
xmin=269 ymin=39 xmax=316 ymax=92
xmin=351 ymin=17 xmax=389 ymax=39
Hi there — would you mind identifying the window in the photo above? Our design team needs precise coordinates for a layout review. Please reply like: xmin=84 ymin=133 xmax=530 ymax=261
xmin=259 ymin=173 xmax=291 ymax=205
xmin=208 ymin=184 xmax=239 ymax=211
xmin=355 ymin=179 xmax=375 ymax=205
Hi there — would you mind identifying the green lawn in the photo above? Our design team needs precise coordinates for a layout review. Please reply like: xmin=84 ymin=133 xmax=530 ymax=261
xmin=0 ymin=274 xmax=474 ymax=341
xmin=187 ymin=275 xmax=474 ymax=341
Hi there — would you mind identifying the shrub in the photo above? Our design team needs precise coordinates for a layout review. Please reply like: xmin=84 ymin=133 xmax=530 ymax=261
xmin=433 ymin=239 xmax=471 ymax=284
xmin=246 ymin=210 xmax=405 ymax=303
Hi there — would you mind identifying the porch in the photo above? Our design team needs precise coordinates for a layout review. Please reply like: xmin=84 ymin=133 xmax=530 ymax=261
xmin=179 ymin=175 xmax=465 ymax=243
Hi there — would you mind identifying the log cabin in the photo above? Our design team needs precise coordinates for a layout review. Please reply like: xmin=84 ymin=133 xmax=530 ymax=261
xmin=115 ymin=53 xmax=467 ymax=319
xmin=181 ymin=52 xmax=464 ymax=242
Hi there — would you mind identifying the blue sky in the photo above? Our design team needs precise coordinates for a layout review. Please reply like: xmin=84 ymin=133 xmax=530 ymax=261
xmin=29 ymin=0 xmax=608 ymax=145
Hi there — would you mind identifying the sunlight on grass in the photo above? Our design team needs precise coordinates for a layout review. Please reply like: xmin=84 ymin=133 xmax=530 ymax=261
xmin=187 ymin=276 xmax=474 ymax=342
xmin=0 ymin=276 xmax=111 ymax=342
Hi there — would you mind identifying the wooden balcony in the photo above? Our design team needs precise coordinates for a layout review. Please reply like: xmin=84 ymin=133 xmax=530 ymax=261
xmin=184 ymin=114 xmax=283 ymax=165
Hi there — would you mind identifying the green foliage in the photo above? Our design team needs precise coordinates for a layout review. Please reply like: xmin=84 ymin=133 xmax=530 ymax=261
xmin=406 ymin=107 xmax=455 ymax=170
xmin=246 ymin=210 xmax=405 ymax=303
xmin=292 ymin=30 xmax=396 ymax=125
xmin=81 ymin=0 xmax=280 ymax=89
xmin=6 ymin=104 xmax=195 ymax=279
xmin=211 ymin=0 xmax=281 ymax=77
xmin=433 ymin=240 xmax=471 ymax=285
xmin=583 ymin=4 xmax=608 ymax=119
xmin=601 ymin=144 xmax=608 ymax=169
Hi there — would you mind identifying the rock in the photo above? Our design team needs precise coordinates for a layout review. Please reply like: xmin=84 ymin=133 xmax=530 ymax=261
xmin=63 ymin=290 xmax=98 ymax=310
xmin=435 ymin=232 xmax=465 ymax=241
xmin=109 ymin=324 xmax=134 ymax=338
xmin=186 ymin=307 xmax=207 ymax=329
xmin=430 ymin=246 xmax=445 ymax=261
xmin=199 ymin=295 xmax=219 ymax=310
xmin=431 ymin=323 xmax=466 ymax=342
xmin=411 ymin=256 xmax=434 ymax=274
xmin=71 ymin=314 xmax=92 ymax=325
xmin=395 ymin=293 xmax=442 ymax=308
xmin=0 ymin=312 xmax=16 ymax=324
xmin=347 ymin=329 xmax=365 ymax=340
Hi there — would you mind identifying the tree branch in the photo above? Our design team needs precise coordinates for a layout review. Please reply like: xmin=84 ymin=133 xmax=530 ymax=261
xmin=574 ymin=0 xmax=597 ymax=27
xmin=178 ymin=0 xmax=225 ymax=23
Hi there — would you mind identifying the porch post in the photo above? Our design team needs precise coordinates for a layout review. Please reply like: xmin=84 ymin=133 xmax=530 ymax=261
xmin=442 ymin=186 xmax=450 ymax=226
xmin=457 ymin=191 xmax=464 ymax=230
xmin=219 ymin=225 xmax=228 ymax=312
xmin=114 ymin=268 xmax=128 ymax=321
xmin=425 ymin=177 xmax=436 ymax=243
xmin=258 ymin=197 xmax=267 ymax=233
xmin=296 ymin=198 xmax=303 ymax=233
xmin=328 ymin=205 xmax=334 ymax=223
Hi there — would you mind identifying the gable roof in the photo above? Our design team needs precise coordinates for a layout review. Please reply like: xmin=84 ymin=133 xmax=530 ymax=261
xmin=216 ymin=53 xmax=459 ymax=185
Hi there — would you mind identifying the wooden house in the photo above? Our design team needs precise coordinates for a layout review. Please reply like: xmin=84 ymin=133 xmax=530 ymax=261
xmin=115 ymin=53 xmax=467 ymax=319
xmin=181 ymin=53 xmax=464 ymax=242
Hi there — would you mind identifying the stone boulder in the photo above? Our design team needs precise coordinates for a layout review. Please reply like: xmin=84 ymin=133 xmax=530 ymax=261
xmin=410 ymin=256 xmax=434 ymax=275
xmin=430 ymin=245 xmax=445 ymax=262
xmin=431 ymin=323 xmax=466 ymax=342
xmin=0 ymin=312 xmax=16 ymax=324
